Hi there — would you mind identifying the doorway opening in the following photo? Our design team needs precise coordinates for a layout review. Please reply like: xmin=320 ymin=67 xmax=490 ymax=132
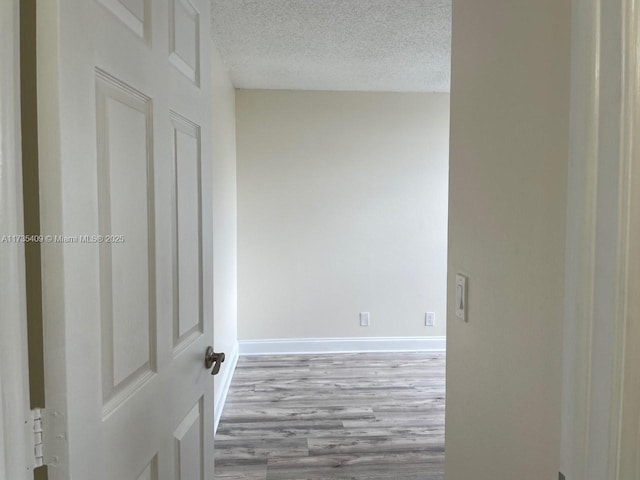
xmin=209 ymin=3 xmax=451 ymax=478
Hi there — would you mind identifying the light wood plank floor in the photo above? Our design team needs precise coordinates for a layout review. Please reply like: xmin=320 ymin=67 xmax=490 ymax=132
xmin=215 ymin=352 xmax=445 ymax=480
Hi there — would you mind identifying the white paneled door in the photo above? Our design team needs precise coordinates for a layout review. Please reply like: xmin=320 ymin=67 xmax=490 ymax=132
xmin=37 ymin=0 xmax=215 ymax=478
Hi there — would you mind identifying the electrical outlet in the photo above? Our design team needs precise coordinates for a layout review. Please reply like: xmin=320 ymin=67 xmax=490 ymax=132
xmin=425 ymin=312 xmax=435 ymax=327
xmin=360 ymin=312 xmax=370 ymax=327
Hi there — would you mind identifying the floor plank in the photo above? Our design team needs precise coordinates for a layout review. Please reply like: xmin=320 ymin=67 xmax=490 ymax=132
xmin=215 ymin=352 xmax=446 ymax=480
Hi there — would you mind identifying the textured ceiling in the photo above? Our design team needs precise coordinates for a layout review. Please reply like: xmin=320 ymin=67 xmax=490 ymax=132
xmin=210 ymin=0 xmax=451 ymax=92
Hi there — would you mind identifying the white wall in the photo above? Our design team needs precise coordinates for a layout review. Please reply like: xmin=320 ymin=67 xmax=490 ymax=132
xmin=211 ymin=43 xmax=238 ymax=400
xmin=446 ymin=1 xmax=570 ymax=479
xmin=0 ymin=1 xmax=32 ymax=478
xmin=236 ymin=90 xmax=449 ymax=340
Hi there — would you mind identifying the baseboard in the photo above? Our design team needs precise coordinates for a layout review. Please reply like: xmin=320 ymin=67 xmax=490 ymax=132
xmin=238 ymin=336 xmax=446 ymax=356
xmin=214 ymin=340 xmax=239 ymax=434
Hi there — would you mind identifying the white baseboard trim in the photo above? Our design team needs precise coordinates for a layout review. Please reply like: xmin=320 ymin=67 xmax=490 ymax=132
xmin=239 ymin=336 xmax=446 ymax=356
xmin=214 ymin=340 xmax=239 ymax=434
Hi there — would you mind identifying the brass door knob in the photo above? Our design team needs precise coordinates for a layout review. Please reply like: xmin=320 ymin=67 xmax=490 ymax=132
xmin=204 ymin=346 xmax=225 ymax=375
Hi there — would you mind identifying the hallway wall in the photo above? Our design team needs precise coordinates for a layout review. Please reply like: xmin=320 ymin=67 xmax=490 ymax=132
xmin=446 ymin=1 xmax=571 ymax=478
xmin=211 ymin=41 xmax=238 ymax=411
xmin=236 ymin=90 xmax=449 ymax=340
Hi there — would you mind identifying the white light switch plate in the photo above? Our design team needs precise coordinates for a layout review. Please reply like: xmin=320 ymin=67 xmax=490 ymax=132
xmin=360 ymin=312 xmax=370 ymax=327
xmin=455 ymin=274 xmax=468 ymax=321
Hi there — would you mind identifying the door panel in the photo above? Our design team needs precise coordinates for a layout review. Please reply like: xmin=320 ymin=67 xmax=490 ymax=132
xmin=97 ymin=0 xmax=148 ymax=40
xmin=37 ymin=0 xmax=213 ymax=478
xmin=169 ymin=0 xmax=201 ymax=85
xmin=171 ymin=112 xmax=203 ymax=354
xmin=173 ymin=398 xmax=204 ymax=480
xmin=136 ymin=457 xmax=158 ymax=480
xmin=96 ymin=70 xmax=157 ymax=417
